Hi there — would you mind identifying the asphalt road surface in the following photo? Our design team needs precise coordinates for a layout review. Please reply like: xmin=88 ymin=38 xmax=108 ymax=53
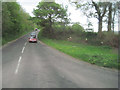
xmin=2 ymin=32 xmax=118 ymax=88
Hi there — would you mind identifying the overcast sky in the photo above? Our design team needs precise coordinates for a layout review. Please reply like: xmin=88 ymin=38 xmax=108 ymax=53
xmin=17 ymin=0 xmax=118 ymax=32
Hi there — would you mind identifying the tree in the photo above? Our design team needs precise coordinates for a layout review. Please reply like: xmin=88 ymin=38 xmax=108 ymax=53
xmin=72 ymin=22 xmax=84 ymax=32
xmin=2 ymin=2 xmax=34 ymax=45
xmin=70 ymin=0 xmax=108 ymax=37
xmin=103 ymin=2 xmax=118 ymax=32
xmin=92 ymin=1 xmax=108 ymax=37
xmin=111 ymin=3 xmax=118 ymax=32
xmin=33 ymin=1 xmax=69 ymax=36
xmin=107 ymin=2 xmax=112 ymax=32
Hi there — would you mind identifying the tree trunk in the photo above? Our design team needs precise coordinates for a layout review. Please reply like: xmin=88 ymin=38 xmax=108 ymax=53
xmin=92 ymin=1 xmax=107 ymax=38
xmin=49 ymin=14 xmax=54 ymax=38
xmin=49 ymin=14 xmax=52 ymax=33
xmin=108 ymin=3 xmax=112 ymax=32
xmin=112 ymin=19 xmax=115 ymax=33
xmin=112 ymin=6 xmax=116 ymax=33
xmin=98 ymin=17 xmax=102 ymax=37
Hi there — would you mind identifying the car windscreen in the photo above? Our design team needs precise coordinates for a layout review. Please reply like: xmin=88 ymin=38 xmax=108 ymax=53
xmin=30 ymin=37 xmax=36 ymax=39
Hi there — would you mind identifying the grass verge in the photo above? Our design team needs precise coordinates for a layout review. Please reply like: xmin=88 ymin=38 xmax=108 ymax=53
xmin=39 ymin=36 xmax=119 ymax=69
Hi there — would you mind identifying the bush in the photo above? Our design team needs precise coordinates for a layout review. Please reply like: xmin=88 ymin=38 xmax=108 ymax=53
xmin=102 ymin=32 xmax=118 ymax=48
xmin=39 ymin=23 xmax=118 ymax=48
xmin=72 ymin=23 xmax=84 ymax=32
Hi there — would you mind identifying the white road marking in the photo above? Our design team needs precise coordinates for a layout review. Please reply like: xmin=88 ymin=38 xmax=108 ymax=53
xmin=15 ymin=56 xmax=22 ymax=74
xmin=24 ymin=42 xmax=27 ymax=46
xmin=22 ymin=47 xmax=25 ymax=53
xmin=18 ymin=56 xmax=21 ymax=63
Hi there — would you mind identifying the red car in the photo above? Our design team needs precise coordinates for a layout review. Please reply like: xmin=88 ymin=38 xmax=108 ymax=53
xmin=29 ymin=36 xmax=37 ymax=43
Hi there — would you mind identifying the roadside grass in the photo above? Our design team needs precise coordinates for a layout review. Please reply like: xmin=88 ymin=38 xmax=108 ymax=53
xmin=39 ymin=37 xmax=119 ymax=69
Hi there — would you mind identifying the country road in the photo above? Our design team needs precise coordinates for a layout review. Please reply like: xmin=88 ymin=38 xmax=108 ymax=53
xmin=2 ymin=32 xmax=118 ymax=88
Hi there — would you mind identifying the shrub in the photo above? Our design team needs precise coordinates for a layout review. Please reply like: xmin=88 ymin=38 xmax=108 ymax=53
xmin=72 ymin=23 xmax=84 ymax=32
xmin=102 ymin=32 xmax=118 ymax=48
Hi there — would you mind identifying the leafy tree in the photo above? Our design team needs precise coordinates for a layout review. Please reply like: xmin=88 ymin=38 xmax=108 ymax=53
xmin=2 ymin=2 xmax=34 ymax=45
xmin=72 ymin=22 xmax=84 ymax=32
xmin=70 ymin=0 xmax=108 ymax=37
xmin=70 ymin=0 xmax=119 ymax=35
xmin=33 ymin=1 xmax=69 ymax=36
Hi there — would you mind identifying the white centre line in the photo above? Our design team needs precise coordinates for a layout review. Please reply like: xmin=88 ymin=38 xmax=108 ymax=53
xmin=22 ymin=47 xmax=25 ymax=53
xmin=24 ymin=42 xmax=27 ymax=46
xmin=18 ymin=56 xmax=21 ymax=63
xmin=15 ymin=56 xmax=22 ymax=74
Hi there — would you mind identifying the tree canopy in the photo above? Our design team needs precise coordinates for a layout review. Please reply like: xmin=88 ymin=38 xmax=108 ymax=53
xmin=70 ymin=0 xmax=118 ymax=37
xmin=33 ymin=1 xmax=69 ymax=37
xmin=72 ymin=22 xmax=84 ymax=32
xmin=2 ymin=2 xmax=34 ymax=45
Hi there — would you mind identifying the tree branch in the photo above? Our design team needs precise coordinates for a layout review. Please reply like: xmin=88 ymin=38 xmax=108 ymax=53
xmin=101 ymin=5 xmax=107 ymax=18
xmin=91 ymin=0 xmax=100 ymax=16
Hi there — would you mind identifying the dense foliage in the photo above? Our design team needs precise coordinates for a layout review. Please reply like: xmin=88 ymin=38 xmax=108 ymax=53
xmin=33 ymin=1 xmax=69 ymax=38
xmin=2 ymin=2 xmax=34 ymax=45
xmin=34 ymin=1 xmax=118 ymax=48
xmin=39 ymin=22 xmax=118 ymax=48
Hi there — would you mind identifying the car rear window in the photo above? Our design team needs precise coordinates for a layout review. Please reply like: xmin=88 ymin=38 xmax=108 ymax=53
xmin=30 ymin=36 xmax=36 ymax=39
